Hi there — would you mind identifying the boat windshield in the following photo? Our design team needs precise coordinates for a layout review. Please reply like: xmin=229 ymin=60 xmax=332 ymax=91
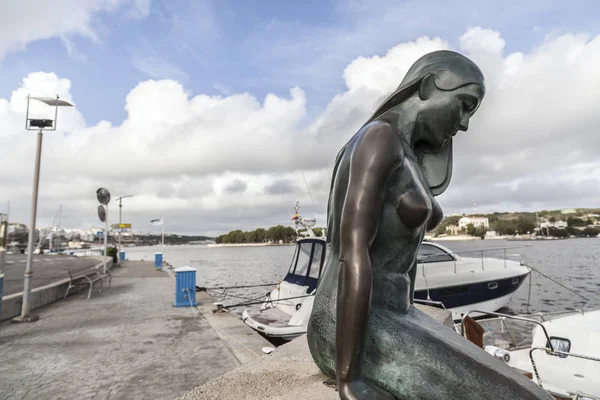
xmin=417 ymin=243 xmax=455 ymax=263
xmin=284 ymin=239 xmax=325 ymax=292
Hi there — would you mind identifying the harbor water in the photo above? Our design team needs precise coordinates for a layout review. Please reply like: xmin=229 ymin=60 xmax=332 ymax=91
xmin=125 ymin=239 xmax=600 ymax=316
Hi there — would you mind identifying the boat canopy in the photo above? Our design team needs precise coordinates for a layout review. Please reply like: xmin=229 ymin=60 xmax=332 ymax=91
xmin=283 ymin=239 xmax=325 ymax=293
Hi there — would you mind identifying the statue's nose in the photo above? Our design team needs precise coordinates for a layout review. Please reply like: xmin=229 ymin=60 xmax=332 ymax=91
xmin=458 ymin=115 xmax=469 ymax=131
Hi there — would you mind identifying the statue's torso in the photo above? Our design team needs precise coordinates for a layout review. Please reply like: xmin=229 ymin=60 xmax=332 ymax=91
xmin=322 ymin=124 xmax=443 ymax=312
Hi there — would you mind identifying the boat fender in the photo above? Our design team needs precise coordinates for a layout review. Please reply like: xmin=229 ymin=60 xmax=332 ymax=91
xmin=484 ymin=345 xmax=510 ymax=362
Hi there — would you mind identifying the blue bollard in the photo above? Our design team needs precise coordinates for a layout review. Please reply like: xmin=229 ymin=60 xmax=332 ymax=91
xmin=154 ymin=252 xmax=163 ymax=268
xmin=119 ymin=251 xmax=126 ymax=262
xmin=174 ymin=266 xmax=197 ymax=307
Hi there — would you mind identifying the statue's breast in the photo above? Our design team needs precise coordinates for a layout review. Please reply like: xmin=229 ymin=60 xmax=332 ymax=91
xmin=390 ymin=160 xmax=441 ymax=230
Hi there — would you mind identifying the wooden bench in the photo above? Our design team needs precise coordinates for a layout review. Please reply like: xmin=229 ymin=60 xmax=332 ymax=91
xmin=64 ymin=268 xmax=112 ymax=300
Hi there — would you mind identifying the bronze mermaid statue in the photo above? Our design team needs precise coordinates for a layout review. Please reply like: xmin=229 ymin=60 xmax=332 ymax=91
xmin=306 ymin=50 xmax=553 ymax=400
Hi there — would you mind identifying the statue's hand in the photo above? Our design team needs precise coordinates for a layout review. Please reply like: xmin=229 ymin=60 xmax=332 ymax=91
xmin=338 ymin=379 xmax=396 ymax=400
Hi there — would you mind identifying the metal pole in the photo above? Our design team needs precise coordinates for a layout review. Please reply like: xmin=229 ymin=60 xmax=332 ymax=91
xmin=104 ymin=204 xmax=108 ymax=275
xmin=118 ymin=198 xmax=122 ymax=262
xmin=161 ymin=215 xmax=164 ymax=260
xmin=18 ymin=128 xmax=43 ymax=322
xmin=115 ymin=195 xmax=132 ymax=263
xmin=0 ymin=214 xmax=7 ymax=276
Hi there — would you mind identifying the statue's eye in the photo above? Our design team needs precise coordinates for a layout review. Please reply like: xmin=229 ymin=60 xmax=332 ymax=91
xmin=461 ymin=95 xmax=478 ymax=112
xmin=462 ymin=100 xmax=475 ymax=112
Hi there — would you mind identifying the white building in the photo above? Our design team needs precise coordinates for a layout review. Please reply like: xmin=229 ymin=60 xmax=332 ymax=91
xmin=445 ymin=225 xmax=461 ymax=235
xmin=458 ymin=216 xmax=490 ymax=229
xmin=540 ymin=220 xmax=568 ymax=229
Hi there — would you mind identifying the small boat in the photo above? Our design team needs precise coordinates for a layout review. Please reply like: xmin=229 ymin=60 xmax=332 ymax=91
xmin=242 ymin=203 xmax=325 ymax=341
xmin=457 ymin=301 xmax=600 ymax=398
xmin=242 ymin=205 xmax=531 ymax=342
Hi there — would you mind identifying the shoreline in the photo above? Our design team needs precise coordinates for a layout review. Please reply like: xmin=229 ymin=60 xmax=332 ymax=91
xmin=206 ymin=242 xmax=294 ymax=248
xmin=430 ymin=235 xmax=482 ymax=241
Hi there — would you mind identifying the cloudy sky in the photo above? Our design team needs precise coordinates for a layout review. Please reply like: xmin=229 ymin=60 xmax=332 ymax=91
xmin=1 ymin=0 xmax=600 ymax=236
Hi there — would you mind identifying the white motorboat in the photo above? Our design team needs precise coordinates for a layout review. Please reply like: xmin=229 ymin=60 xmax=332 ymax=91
xmin=458 ymin=304 xmax=600 ymax=399
xmin=242 ymin=207 xmax=531 ymax=341
xmin=414 ymin=241 xmax=531 ymax=320
xmin=242 ymin=203 xmax=325 ymax=341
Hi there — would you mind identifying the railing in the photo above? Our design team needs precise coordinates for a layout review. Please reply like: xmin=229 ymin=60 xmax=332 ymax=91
xmin=452 ymin=245 xmax=532 ymax=270
xmin=413 ymin=298 xmax=447 ymax=309
xmin=459 ymin=310 xmax=555 ymax=352
xmin=529 ymin=347 xmax=600 ymax=399
xmin=419 ymin=245 xmax=531 ymax=277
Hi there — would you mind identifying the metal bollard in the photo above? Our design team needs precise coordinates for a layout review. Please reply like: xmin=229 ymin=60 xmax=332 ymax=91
xmin=154 ymin=252 xmax=163 ymax=269
xmin=174 ymin=266 xmax=198 ymax=307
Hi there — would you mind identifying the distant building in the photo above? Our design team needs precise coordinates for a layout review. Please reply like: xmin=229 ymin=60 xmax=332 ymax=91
xmin=458 ymin=216 xmax=490 ymax=229
xmin=540 ymin=220 xmax=568 ymax=229
xmin=445 ymin=225 xmax=461 ymax=235
xmin=8 ymin=223 xmax=28 ymax=234
xmin=485 ymin=230 xmax=499 ymax=238
xmin=561 ymin=209 xmax=577 ymax=214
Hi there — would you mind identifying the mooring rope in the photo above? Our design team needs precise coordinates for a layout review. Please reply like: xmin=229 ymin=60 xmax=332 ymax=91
xmin=197 ymin=282 xmax=280 ymax=291
xmin=218 ymin=294 xmax=314 ymax=309
xmin=527 ymin=265 xmax=589 ymax=302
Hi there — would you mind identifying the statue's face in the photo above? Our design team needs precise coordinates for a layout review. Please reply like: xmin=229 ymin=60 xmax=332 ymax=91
xmin=417 ymin=83 xmax=484 ymax=150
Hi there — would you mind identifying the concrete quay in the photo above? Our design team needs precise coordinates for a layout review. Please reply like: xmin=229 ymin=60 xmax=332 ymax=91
xmin=180 ymin=334 xmax=337 ymax=400
xmin=180 ymin=304 xmax=455 ymax=400
xmin=0 ymin=261 xmax=271 ymax=400
xmin=1 ymin=254 xmax=113 ymax=321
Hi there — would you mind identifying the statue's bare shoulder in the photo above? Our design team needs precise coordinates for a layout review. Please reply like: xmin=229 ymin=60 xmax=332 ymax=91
xmin=348 ymin=120 xmax=404 ymax=174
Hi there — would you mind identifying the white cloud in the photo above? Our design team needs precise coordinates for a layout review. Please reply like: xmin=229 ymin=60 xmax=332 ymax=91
xmin=0 ymin=0 xmax=151 ymax=60
xmin=2 ymin=27 xmax=600 ymax=235
xmin=131 ymin=55 xmax=190 ymax=83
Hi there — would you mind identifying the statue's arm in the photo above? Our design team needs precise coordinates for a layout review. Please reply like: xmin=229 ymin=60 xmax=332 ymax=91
xmin=337 ymin=122 xmax=401 ymax=398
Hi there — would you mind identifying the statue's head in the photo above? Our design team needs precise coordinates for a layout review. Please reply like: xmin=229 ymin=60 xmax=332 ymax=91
xmin=366 ymin=50 xmax=486 ymax=195
xmin=410 ymin=51 xmax=485 ymax=152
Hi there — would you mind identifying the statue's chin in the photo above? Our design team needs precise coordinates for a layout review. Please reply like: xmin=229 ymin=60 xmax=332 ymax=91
xmin=415 ymin=138 xmax=448 ymax=154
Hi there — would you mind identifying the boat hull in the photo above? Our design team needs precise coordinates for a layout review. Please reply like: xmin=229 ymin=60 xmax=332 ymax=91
xmin=241 ymin=309 xmax=306 ymax=341
xmin=414 ymin=272 xmax=529 ymax=319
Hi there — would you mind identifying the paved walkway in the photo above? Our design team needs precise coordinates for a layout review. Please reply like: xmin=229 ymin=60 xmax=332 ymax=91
xmin=0 ymin=261 xmax=241 ymax=400
xmin=2 ymin=254 xmax=101 ymax=296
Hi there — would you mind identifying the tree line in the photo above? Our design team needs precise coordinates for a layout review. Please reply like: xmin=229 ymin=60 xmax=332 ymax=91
xmin=216 ymin=225 xmax=297 ymax=244
xmin=215 ymin=225 xmax=326 ymax=244
xmin=433 ymin=213 xmax=600 ymax=238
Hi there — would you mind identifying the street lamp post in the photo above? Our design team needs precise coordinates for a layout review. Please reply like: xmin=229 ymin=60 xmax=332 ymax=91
xmin=115 ymin=195 xmax=133 ymax=261
xmin=14 ymin=95 xmax=73 ymax=323
xmin=96 ymin=188 xmax=111 ymax=275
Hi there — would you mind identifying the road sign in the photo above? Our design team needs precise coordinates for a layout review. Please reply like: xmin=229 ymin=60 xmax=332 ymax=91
xmin=96 ymin=188 xmax=111 ymax=205
xmin=111 ymin=223 xmax=131 ymax=229
xmin=113 ymin=228 xmax=131 ymax=233
xmin=97 ymin=205 xmax=106 ymax=222
xmin=96 ymin=231 xmax=104 ymax=238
